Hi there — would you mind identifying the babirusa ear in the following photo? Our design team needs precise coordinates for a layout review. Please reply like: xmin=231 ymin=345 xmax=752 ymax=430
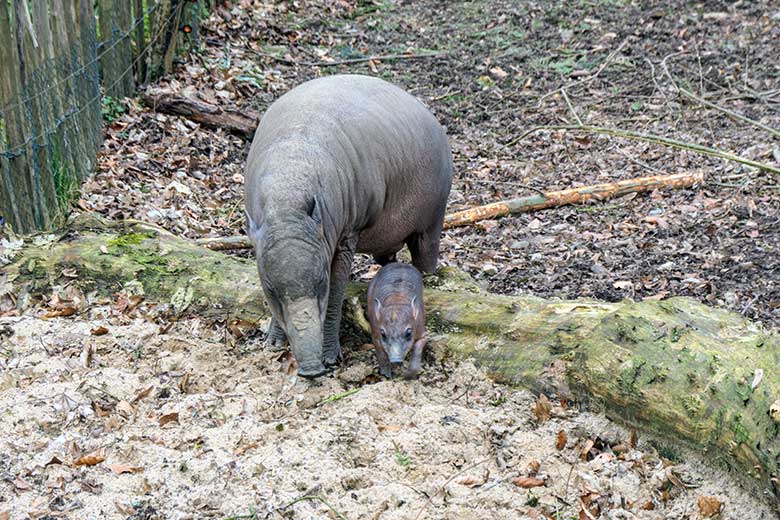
xmin=308 ymin=195 xmax=323 ymax=224
xmin=410 ymin=295 xmax=419 ymax=321
xmin=245 ymin=210 xmax=263 ymax=249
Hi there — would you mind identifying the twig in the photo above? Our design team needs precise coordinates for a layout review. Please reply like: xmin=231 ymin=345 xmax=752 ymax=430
xmin=661 ymin=56 xmax=780 ymax=140
xmin=300 ymin=51 xmax=445 ymax=67
xmin=318 ymin=388 xmax=359 ymax=406
xmin=508 ymin=125 xmax=780 ymax=175
xmin=676 ymin=86 xmax=780 ymax=139
xmin=248 ymin=48 xmax=298 ymax=66
xmin=197 ymin=235 xmax=252 ymax=250
xmin=539 ymin=37 xmax=631 ymax=105
xmin=561 ymin=89 xmax=583 ymax=126
xmin=413 ymin=458 xmax=491 ymax=520
xmin=281 ymin=495 xmax=348 ymax=520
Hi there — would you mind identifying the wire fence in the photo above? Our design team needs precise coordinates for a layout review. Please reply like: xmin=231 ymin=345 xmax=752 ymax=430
xmin=0 ymin=0 xmax=202 ymax=234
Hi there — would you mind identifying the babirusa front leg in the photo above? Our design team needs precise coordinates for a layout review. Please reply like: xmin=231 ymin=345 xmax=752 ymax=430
xmin=265 ymin=316 xmax=288 ymax=351
xmin=323 ymin=237 xmax=357 ymax=366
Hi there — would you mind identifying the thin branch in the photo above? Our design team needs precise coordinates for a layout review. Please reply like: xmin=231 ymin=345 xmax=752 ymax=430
xmin=413 ymin=458 xmax=491 ymax=520
xmin=509 ymin=125 xmax=780 ymax=175
xmin=661 ymin=55 xmax=780 ymax=140
xmin=561 ymin=88 xmax=583 ymax=126
xmin=539 ymin=37 xmax=632 ymax=105
xmin=302 ymin=51 xmax=446 ymax=67
xmin=676 ymin=86 xmax=780 ymax=139
xmin=280 ymin=495 xmax=348 ymax=520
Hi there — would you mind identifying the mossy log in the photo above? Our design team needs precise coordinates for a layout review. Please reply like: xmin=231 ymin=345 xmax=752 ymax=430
xmin=3 ymin=215 xmax=780 ymax=507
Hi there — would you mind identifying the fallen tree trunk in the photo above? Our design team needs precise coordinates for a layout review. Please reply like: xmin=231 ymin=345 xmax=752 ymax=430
xmin=3 ymin=215 xmax=780 ymax=507
xmin=141 ymin=90 xmax=260 ymax=139
xmin=195 ymin=171 xmax=704 ymax=250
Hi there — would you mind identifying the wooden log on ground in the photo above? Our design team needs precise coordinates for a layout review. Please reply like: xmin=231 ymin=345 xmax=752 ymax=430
xmin=194 ymin=171 xmax=704 ymax=250
xmin=443 ymin=171 xmax=704 ymax=228
xmin=2 ymin=214 xmax=779 ymax=509
xmin=142 ymin=90 xmax=261 ymax=139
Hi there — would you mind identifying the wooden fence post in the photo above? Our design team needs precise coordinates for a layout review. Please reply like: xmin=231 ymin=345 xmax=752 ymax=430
xmin=98 ymin=0 xmax=136 ymax=99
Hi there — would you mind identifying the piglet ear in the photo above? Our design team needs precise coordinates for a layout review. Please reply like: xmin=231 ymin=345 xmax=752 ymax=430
xmin=410 ymin=295 xmax=419 ymax=321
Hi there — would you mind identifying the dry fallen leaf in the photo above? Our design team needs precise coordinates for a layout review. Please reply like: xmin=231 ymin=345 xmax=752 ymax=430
xmin=580 ymin=439 xmax=595 ymax=461
xmin=556 ymin=430 xmax=567 ymax=450
xmin=526 ymin=459 xmax=541 ymax=476
xmin=456 ymin=468 xmax=489 ymax=488
xmin=74 ymin=451 xmax=106 ymax=467
xmin=91 ymin=326 xmax=109 ymax=336
xmin=276 ymin=351 xmax=297 ymax=375
xmin=512 ymin=476 xmax=545 ymax=488
xmin=578 ymin=497 xmax=598 ymax=520
xmin=233 ymin=441 xmax=260 ymax=456
xmin=116 ymin=400 xmax=135 ymax=417
xmin=108 ymin=464 xmax=144 ymax=475
xmin=534 ymin=394 xmax=551 ymax=423
xmin=376 ymin=423 xmax=403 ymax=432
xmin=179 ymin=371 xmax=191 ymax=394
xmin=44 ymin=455 xmax=63 ymax=466
xmin=132 ymin=386 xmax=154 ymax=403
xmin=80 ymin=343 xmax=93 ymax=368
xmin=13 ymin=476 xmax=32 ymax=491
xmin=159 ymin=412 xmax=179 ymax=427
xmin=751 ymin=368 xmax=764 ymax=391
xmin=697 ymin=495 xmax=723 ymax=517
xmin=44 ymin=306 xmax=77 ymax=318
xmin=0 ymin=511 xmax=9 ymax=520
xmin=456 ymin=476 xmax=482 ymax=487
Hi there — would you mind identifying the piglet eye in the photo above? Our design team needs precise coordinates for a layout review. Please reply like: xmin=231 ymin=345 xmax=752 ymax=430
xmin=405 ymin=328 xmax=413 ymax=340
xmin=380 ymin=328 xmax=387 ymax=341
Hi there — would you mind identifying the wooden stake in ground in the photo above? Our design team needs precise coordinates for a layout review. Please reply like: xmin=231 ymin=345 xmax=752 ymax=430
xmin=443 ymin=171 xmax=704 ymax=229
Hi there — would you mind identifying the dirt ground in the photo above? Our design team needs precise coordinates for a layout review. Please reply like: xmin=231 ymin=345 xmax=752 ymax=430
xmin=0 ymin=313 xmax=776 ymax=519
xmin=3 ymin=0 xmax=780 ymax=518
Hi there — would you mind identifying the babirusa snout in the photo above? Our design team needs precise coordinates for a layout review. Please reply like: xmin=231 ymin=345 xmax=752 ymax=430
xmin=286 ymin=298 xmax=325 ymax=378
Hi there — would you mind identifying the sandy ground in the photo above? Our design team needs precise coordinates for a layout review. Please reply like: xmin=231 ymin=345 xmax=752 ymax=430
xmin=0 ymin=313 xmax=774 ymax=520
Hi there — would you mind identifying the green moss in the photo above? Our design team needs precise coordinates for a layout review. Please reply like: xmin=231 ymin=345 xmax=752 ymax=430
xmin=107 ymin=232 xmax=155 ymax=248
xmin=682 ymin=394 xmax=704 ymax=416
xmin=617 ymin=358 xmax=646 ymax=395
xmin=425 ymin=310 xmax=461 ymax=335
xmin=732 ymin=414 xmax=751 ymax=444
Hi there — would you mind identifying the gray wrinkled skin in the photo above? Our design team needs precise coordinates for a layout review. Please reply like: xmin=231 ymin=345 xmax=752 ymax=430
xmin=367 ymin=262 xmax=426 ymax=379
xmin=244 ymin=74 xmax=452 ymax=378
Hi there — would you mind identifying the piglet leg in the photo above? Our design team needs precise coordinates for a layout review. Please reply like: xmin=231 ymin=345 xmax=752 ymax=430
xmin=404 ymin=338 xmax=427 ymax=379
